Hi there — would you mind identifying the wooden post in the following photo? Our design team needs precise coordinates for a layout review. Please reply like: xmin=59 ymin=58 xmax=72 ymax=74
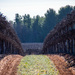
xmin=48 ymin=47 xmax=51 ymax=54
xmin=58 ymin=43 xmax=60 ymax=53
xmin=12 ymin=46 xmax=14 ymax=54
xmin=8 ymin=43 xmax=11 ymax=53
xmin=46 ymin=48 xmax=48 ymax=54
xmin=13 ymin=47 xmax=15 ymax=54
xmin=70 ymin=39 xmax=73 ymax=54
xmin=14 ymin=47 xmax=17 ymax=54
xmin=54 ymin=44 xmax=56 ymax=53
xmin=51 ymin=46 xmax=53 ymax=54
xmin=0 ymin=40 xmax=2 ymax=54
xmin=59 ymin=42 xmax=61 ymax=53
xmin=1 ymin=40 xmax=4 ymax=54
xmin=62 ymin=41 xmax=65 ymax=53
xmin=54 ymin=45 xmax=55 ymax=54
xmin=61 ymin=42 xmax=63 ymax=53
xmin=49 ymin=46 xmax=51 ymax=53
xmin=72 ymin=39 xmax=74 ymax=55
xmin=17 ymin=49 xmax=19 ymax=54
xmin=16 ymin=48 xmax=18 ymax=54
xmin=61 ymin=42 xmax=64 ymax=53
xmin=53 ymin=45 xmax=54 ymax=53
xmin=65 ymin=40 xmax=68 ymax=54
xmin=63 ymin=41 xmax=67 ymax=53
xmin=56 ymin=44 xmax=58 ymax=53
xmin=15 ymin=48 xmax=19 ymax=54
xmin=14 ymin=47 xmax=16 ymax=54
xmin=3 ymin=41 xmax=5 ymax=54
xmin=67 ymin=39 xmax=70 ymax=54
xmin=59 ymin=43 xmax=61 ymax=53
xmin=65 ymin=40 xmax=68 ymax=53
xmin=60 ymin=42 xmax=62 ymax=53
xmin=62 ymin=41 xmax=64 ymax=53
xmin=10 ymin=44 xmax=12 ymax=53
xmin=59 ymin=42 xmax=62 ymax=53
xmin=73 ymin=38 xmax=75 ymax=55
xmin=5 ymin=41 xmax=8 ymax=54
xmin=8 ymin=42 xmax=10 ymax=53
xmin=5 ymin=41 xmax=9 ymax=54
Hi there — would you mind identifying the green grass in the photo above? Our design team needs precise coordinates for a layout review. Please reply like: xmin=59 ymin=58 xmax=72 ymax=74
xmin=17 ymin=55 xmax=59 ymax=75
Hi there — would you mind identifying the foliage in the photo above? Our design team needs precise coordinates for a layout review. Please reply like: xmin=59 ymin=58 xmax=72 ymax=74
xmin=13 ymin=5 xmax=75 ymax=43
xmin=17 ymin=55 xmax=59 ymax=75
xmin=43 ymin=9 xmax=57 ymax=39
xmin=58 ymin=5 xmax=74 ymax=22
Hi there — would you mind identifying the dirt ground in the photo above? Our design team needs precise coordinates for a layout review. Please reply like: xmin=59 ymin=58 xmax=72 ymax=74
xmin=0 ymin=54 xmax=75 ymax=75
xmin=47 ymin=54 xmax=75 ymax=75
xmin=0 ymin=54 xmax=23 ymax=75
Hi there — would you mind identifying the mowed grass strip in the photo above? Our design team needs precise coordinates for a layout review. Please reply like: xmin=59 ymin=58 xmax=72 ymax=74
xmin=17 ymin=55 xmax=59 ymax=75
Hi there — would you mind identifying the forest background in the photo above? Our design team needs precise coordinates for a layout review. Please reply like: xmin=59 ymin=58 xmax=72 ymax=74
xmin=10 ymin=5 xmax=75 ymax=43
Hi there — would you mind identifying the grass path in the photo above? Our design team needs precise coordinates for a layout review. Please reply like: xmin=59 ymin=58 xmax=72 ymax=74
xmin=17 ymin=55 xmax=59 ymax=75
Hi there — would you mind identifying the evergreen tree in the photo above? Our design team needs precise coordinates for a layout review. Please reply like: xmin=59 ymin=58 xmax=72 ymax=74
xmin=13 ymin=5 xmax=75 ymax=43
xmin=14 ymin=14 xmax=22 ymax=41
xmin=58 ymin=5 xmax=73 ymax=22
xmin=43 ymin=9 xmax=57 ymax=39
xmin=32 ymin=15 xmax=41 ymax=42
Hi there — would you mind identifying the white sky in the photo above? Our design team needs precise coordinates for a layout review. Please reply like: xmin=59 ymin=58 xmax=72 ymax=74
xmin=0 ymin=0 xmax=75 ymax=21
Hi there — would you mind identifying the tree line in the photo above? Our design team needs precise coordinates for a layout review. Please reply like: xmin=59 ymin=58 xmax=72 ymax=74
xmin=13 ymin=5 xmax=75 ymax=43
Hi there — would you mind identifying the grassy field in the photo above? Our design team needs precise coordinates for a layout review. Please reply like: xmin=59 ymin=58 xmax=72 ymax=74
xmin=17 ymin=55 xmax=59 ymax=75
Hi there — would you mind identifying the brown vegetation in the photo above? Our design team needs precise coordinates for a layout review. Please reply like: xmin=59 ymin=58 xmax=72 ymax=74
xmin=0 ymin=14 xmax=23 ymax=55
xmin=47 ymin=54 xmax=75 ymax=75
xmin=0 ymin=55 xmax=23 ymax=75
xmin=43 ymin=10 xmax=75 ymax=54
xmin=0 ymin=54 xmax=75 ymax=75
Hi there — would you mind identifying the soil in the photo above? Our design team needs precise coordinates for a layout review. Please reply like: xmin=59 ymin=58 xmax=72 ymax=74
xmin=0 ymin=54 xmax=23 ymax=75
xmin=0 ymin=54 xmax=75 ymax=75
xmin=47 ymin=54 xmax=75 ymax=75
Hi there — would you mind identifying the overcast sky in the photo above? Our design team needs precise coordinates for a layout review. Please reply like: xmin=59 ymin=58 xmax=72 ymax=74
xmin=0 ymin=0 xmax=75 ymax=21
